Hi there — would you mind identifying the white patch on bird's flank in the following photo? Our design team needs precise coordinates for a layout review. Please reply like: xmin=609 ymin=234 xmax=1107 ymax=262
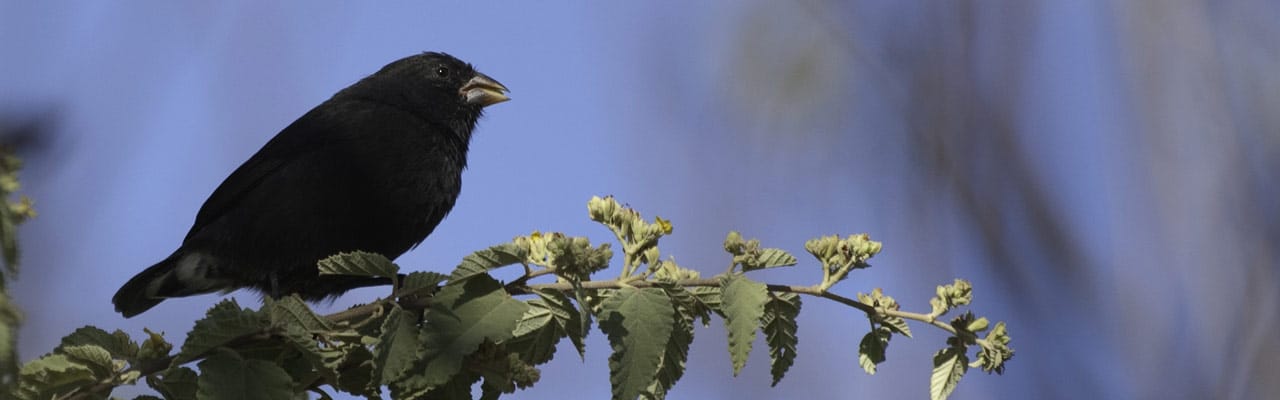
xmin=175 ymin=253 xmax=211 ymax=282
xmin=149 ymin=252 xmax=231 ymax=297
xmin=144 ymin=278 xmax=167 ymax=298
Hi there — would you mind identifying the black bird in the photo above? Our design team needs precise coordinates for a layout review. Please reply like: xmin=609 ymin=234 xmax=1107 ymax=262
xmin=113 ymin=52 xmax=509 ymax=318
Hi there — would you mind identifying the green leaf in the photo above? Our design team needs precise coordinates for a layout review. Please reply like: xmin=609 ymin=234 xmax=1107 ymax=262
xmin=762 ymin=292 xmax=801 ymax=386
xmin=857 ymin=327 xmax=891 ymax=375
xmin=16 ymin=354 xmax=96 ymax=399
xmin=317 ymin=251 xmax=399 ymax=281
xmin=720 ymin=275 xmax=768 ymax=375
xmin=505 ymin=320 xmax=560 ymax=367
xmin=449 ymin=243 xmax=527 ymax=285
xmin=512 ymin=305 xmax=554 ymax=338
xmin=391 ymin=275 xmax=529 ymax=397
xmin=400 ymin=271 xmax=449 ymax=296
xmin=266 ymin=295 xmax=333 ymax=332
xmin=223 ymin=335 xmax=289 ymax=364
xmin=196 ymin=350 xmax=294 ymax=400
xmin=882 ymin=315 xmax=912 ymax=338
xmin=531 ymin=290 xmax=575 ymax=325
xmin=598 ymin=287 xmax=673 ymax=400
xmin=509 ymin=289 xmax=585 ymax=363
xmin=688 ymin=286 xmax=723 ymax=323
xmin=59 ymin=344 xmax=113 ymax=375
xmin=274 ymin=323 xmax=343 ymax=389
xmin=508 ymin=300 xmax=560 ymax=365
xmin=56 ymin=326 xmax=137 ymax=360
xmin=147 ymin=367 xmax=197 ymax=400
xmin=930 ymin=346 xmax=968 ymax=400
xmin=329 ymin=345 xmax=377 ymax=397
xmin=422 ymin=368 xmax=481 ymax=400
xmin=653 ymin=281 xmax=713 ymax=328
xmin=573 ymin=283 xmax=595 ymax=343
xmin=373 ymin=306 xmax=420 ymax=384
xmin=741 ymin=248 xmax=798 ymax=272
xmin=534 ymin=289 xmax=586 ymax=359
xmin=278 ymin=350 xmax=321 ymax=394
xmin=175 ymin=300 xmax=264 ymax=364
xmin=647 ymin=304 xmax=693 ymax=399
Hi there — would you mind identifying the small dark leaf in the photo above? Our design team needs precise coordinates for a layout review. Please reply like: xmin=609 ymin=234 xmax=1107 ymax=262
xmin=857 ymin=327 xmax=891 ymax=375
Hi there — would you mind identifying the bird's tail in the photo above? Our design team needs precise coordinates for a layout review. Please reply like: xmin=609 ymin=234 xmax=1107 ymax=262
xmin=113 ymin=257 xmax=175 ymax=318
xmin=113 ymin=252 xmax=225 ymax=318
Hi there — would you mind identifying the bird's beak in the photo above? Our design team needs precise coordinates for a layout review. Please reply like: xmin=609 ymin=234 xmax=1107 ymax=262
xmin=461 ymin=73 xmax=510 ymax=107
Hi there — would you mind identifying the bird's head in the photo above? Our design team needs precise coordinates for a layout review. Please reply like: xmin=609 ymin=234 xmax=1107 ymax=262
xmin=341 ymin=52 xmax=510 ymax=131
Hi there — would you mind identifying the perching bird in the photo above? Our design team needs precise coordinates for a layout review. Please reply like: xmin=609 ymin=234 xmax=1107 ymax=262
xmin=113 ymin=52 xmax=509 ymax=318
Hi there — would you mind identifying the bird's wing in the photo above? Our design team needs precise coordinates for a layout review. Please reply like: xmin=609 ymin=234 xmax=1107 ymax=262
xmin=182 ymin=112 xmax=327 ymax=243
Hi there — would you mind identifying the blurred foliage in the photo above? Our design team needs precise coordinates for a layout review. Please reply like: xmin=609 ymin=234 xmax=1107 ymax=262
xmin=712 ymin=1 xmax=1280 ymax=398
xmin=12 ymin=196 xmax=1010 ymax=399
xmin=0 ymin=149 xmax=35 ymax=393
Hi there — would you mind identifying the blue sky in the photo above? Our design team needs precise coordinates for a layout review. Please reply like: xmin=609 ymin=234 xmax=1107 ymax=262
xmin=5 ymin=1 xmax=1276 ymax=399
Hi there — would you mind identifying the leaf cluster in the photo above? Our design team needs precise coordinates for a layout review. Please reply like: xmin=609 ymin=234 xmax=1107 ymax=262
xmin=13 ymin=196 xmax=1014 ymax=400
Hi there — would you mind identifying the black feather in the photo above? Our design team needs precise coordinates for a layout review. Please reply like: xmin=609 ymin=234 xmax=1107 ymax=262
xmin=112 ymin=52 xmax=508 ymax=317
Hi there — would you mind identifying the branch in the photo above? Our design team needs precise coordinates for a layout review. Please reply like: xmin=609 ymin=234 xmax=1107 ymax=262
xmin=511 ymin=275 xmax=967 ymax=338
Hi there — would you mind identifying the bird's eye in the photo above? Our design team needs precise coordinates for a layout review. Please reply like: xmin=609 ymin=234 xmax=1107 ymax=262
xmin=434 ymin=66 xmax=449 ymax=78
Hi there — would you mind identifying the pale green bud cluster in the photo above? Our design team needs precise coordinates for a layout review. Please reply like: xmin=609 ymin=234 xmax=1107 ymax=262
xmin=515 ymin=231 xmax=612 ymax=282
xmin=929 ymin=279 xmax=973 ymax=319
xmin=806 ymin=233 xmax=882 ymax=291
